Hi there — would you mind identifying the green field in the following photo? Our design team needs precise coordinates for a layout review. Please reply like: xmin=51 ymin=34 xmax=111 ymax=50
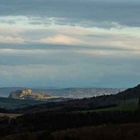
xmin=74 ymin=98 xmax=139 ymax=113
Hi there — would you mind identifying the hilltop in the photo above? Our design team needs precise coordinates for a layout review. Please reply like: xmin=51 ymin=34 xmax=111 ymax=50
xmin=9 ymin=88 xmax=52 ymax=100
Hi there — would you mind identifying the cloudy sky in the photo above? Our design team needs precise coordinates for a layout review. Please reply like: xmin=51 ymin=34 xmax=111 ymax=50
xmin=0 ymin=0 xmax=140 ymax=88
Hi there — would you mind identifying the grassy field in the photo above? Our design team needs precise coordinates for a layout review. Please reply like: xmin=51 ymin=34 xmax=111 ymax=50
xmin=95 ymin=98 xmax=138 ymax=112
xmin=2 ymin=123 xmax=140 ymax=140
xmin=73 ymin=98 xmax=139 ymax=113
xmin=50 ymin=123 xmax=140 ymax=140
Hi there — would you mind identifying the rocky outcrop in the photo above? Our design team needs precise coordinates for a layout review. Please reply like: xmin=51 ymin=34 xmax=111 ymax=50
xmin=9 ymin=88 xmax=51 ymax=100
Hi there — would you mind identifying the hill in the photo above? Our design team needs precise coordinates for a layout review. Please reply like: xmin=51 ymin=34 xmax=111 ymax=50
xmin=0 ymin=84 xmax=139 ymax=112
xmin=117 ymin=84 xmax=140 ymax=99
xmin=0 ymin=84 xmax=140 ymax=140
xmin=9 ymin=88 xmax=53 ymax=100
xmin=0 ymin=87 xmax=123 ymax=98
xmin=4 ymin=84 xmax=138 ymax=114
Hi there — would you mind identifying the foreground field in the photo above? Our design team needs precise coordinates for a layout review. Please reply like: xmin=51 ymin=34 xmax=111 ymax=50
xmin=2 ymin=123 xmax=140 ymax=140
xmin=51 ymin=123 xmax=140 ymax=140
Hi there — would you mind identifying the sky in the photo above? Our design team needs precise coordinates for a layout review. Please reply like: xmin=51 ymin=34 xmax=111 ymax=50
xmin=0 ymin=0 xmax=140 ymax=88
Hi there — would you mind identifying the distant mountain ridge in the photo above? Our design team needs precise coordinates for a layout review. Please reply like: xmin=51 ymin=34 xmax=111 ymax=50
xmin=9 ymin=88 xmax=52 ymax=100
xmin=14 ymin=84 xmax=140 ymax=113
xmin=0 ymin=84 xmax=139 ymax=110
xmin=0 ymin=87 xmax=124 ymax=98
xmin=0 ymin=87 xmax=26 ymax=97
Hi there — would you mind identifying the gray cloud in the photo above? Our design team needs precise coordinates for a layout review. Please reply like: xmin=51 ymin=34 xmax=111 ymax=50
xmin=0 ymin=0 xmax=140 ymax=88
xmin=0 ymin=0 xmax=140 ymax=26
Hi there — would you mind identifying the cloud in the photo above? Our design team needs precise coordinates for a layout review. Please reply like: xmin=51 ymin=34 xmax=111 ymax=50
xmin=0 ymin=1 xmax=140 ymax=88
xmin=39 ymin=34 xmax=84 ymax=45
xmin=0 ymin=0 xmax=140 ymax=26
xmin=76 ymin=49 xmax=140 ymax=58
xmin=0 ymin=16 xmax=140 ymax=50
xmin=0 ymin=35 xmax=25 ymax=44
xmin=0 ymin=16 xmax=139 ymax=51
